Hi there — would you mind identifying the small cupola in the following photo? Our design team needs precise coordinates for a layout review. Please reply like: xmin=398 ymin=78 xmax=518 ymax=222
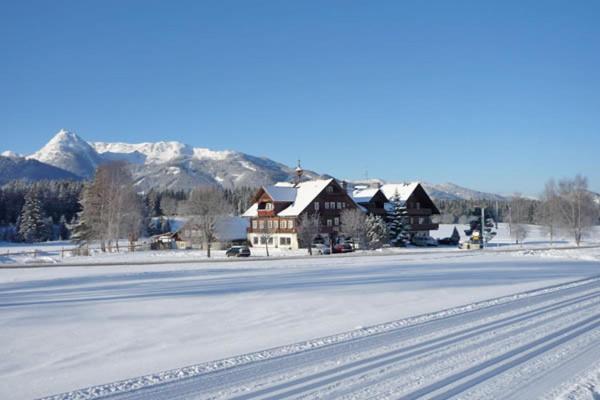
xmin=294 ymin=160 xmax=304 ymax=186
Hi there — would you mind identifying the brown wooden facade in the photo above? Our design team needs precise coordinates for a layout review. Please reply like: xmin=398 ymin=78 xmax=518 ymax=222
xmin=246 ymin=179 xmax=358 ymax=248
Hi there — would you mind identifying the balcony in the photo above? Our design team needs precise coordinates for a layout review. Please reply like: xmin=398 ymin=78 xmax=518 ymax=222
xmin=406 ymin=208 xmax=433 ymax=216
xmin=409 ymin=223 xmax=439 ymax=232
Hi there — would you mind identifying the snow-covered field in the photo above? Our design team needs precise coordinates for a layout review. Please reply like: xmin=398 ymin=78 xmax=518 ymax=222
xmin=1 ymin=223 xmax=599 ymax=266
xmin=1 ymin=246 xmax=600 ymax=399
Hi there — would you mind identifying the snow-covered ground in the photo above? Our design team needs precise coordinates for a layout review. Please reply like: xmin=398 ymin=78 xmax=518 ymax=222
xmin=1 ymin=223 xmax=599 ymax=266
xmin=1 ymin=247 xmax=600 ymax=399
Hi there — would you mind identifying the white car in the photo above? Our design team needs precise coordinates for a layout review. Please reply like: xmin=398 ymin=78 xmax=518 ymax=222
xmin=311 ymin=243 xmax=331 ymax=255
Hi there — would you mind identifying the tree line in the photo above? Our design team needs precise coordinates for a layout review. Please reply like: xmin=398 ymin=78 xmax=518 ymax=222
xmin=2 ymin=167 xmax=598 ymax=248
xmin=436 ymin=175 xmax=599 ymax=246
xmin=0 ymin=163 xmax=258 ymax=244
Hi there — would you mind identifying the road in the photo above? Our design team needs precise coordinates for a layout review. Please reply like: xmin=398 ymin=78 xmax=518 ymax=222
xmin=45 ymin=275 xmax=600 ymax=400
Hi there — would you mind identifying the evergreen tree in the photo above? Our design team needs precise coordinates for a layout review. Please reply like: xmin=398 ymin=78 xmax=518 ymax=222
xmin=366 ymin=214 xmax=388 ymax=249
xmin=386 ymin=192 xmax=410 ymax=246
xmin=58 ymin=215 xmax=70 ymax=240
xmin=18 ymin=190 xmax=50 ymax=243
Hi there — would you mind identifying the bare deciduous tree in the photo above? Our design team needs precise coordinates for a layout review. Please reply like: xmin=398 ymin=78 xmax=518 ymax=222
xmin=536 ymin=179 xmax=561 ymax=246
xmin=182 ymin=187 xmax=231 ymax=258
xmin=340 ymin=208 xmax=367 ymax=249
xmin=556 ymin=175 xmax=596 ymax=246
xmin=74 ymin=162 xmax=143 ymax=252
xmin=508 ymin=193 xmax=530 ymax=244
xmin=259 ymin=219 xmax=277 ymax=257
xmin=297 ymin=212 xmax=321 ymax=255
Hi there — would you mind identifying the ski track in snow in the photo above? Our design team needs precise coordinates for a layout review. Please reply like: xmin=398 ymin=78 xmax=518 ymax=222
xmin=43 ymin=276 xmax=600 ymax=400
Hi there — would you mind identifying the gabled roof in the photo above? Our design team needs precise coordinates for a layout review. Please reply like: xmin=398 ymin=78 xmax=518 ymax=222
xmin=380 ymin=182 xmax=420 ymax=202
xmin=352 ymin=187 xmax=381 ymax=204
xmin=242 ymin=202 xmax=259 ymax=217
xmin=380 ymin=182 xmax=440 ymax=214
xmin=278 ymin=179 xmax=335 ymax=216
xmin=243 ymin=179 xmax=338 ymax=218
xmin=263 ymin=185 xmax=297 ymax=202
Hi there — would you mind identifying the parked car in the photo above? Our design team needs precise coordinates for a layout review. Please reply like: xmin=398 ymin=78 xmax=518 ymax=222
xmin=411 ymin=236 xmax=438 ymax=247
xmin=438 ymin=237 xmax=459 ymax=245
xmin=311 ymin=244 xmax=331 ymax=255
xmin=333 ymin=243 xmax=354 ymax=253
xmin=225 ymin=246 xmax=251 ymax=257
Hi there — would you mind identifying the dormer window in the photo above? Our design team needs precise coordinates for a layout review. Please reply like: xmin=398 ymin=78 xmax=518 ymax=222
xmin=326 ymin=186 xmax=334 ymax=193
xmin=265 ymin=203 xmax=274 ymax=211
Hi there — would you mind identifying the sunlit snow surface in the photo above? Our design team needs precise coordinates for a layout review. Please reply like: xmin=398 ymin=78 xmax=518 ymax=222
xmin=1 ymin=246 xmax=600 ymax=399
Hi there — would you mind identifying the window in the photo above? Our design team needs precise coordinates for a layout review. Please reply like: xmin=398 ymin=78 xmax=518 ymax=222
xmin=334 ymin=217 xmax=340 ymax=226
xmin=327 ymin=219 xmax=333 ymax=227
xmin=327 ymin=186 xmax=334 ymax=193
xmin=280 ymin=237 xmax=291 ymax=246
xmin=337 ymin=202 xmax=342 ymax=209
xmin=260 ymin=236 xmax=266 ymax=244
xmin=267 ymin=220 xmax=273 ymax=229
xmin=342 ymin=202 xmax=346 ymax=208
xmin=288 ymin=220 xmax=294 ymax=229
xmin=331 ymin=202 xmax=336 ymax=209
xmin=324 ymin=202 xmax=330 ymax=210
xmin=265 ymin=203 xmax=274 ymax=210
xmin=416 ymin=202 xmax=420 ymax=209
xmin=253 ymin=237 xmax=258 ymax=245
xmin=274 ymin=220 xmax=279 ymax=229
xmin=419 ymin=217 xmax=424 ymax=225
xmin=268 ymin=237 xmax=273 ymax=245
xmin=259 ymin=220 xmax=265 ymax=229
xmin=314 ymin=202 xmax=320 ymax=211
xmin=252 ymin=220 xmax=257 ymax=229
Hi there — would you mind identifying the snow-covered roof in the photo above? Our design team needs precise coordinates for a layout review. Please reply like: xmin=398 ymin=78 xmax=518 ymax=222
xmin=242 ymin=203 xmax=258 ymax=217
xmin=170 ymin=216 xmax=249 ymax=241
xmin=278 ymin=179 xmax=334 ymax=217
xmin=214 ymin=216 xmax=249 ymax=241
xmin=274 ymin=182 xmax=294 ymax=187
xmin=352 ymin=188 xmax=381 ymax=204
xmin=380 ymin=182 xmax=420 ymax=202
xmin=242 ymin=179 xmax=339 ymax=218
xmin=263 ymin=185 xmax=297 ymax=202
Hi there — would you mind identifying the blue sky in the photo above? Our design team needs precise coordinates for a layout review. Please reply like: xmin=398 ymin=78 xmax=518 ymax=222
xmin=1 ymin=1 xmax=599 ymax=194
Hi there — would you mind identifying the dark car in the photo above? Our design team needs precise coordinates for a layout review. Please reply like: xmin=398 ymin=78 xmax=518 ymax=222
xmin=225 ymin=246 xmax=251 ymax=257
xmin=333 ymin=243 xmax=354 ymax=253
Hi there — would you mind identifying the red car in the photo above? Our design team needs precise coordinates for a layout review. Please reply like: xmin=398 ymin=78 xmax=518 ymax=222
xmin=333 ymin=243 xmax=354 ymax=253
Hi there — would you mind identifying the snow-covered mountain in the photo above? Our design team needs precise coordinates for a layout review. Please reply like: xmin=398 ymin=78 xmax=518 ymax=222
xmin=21 ymin=130 xmax=322 ymax=190
xmin=0 ymin=154 xmax=81 ymax=184
xmin=4 ymin=129 xmax=510 ymax=199
xmin=422 ymin=182 xmax=507 ymax=201
xmin=28 ymin=129 xmax=102 ymax=178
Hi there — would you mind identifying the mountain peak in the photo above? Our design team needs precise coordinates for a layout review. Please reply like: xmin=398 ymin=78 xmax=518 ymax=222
xmin=1 ymin=150 xmax=22 ymax=159
xmin=47 ymin=129 xmax=88 ymax=147
xmin=28 ymin=129 xmax=101 ymax=178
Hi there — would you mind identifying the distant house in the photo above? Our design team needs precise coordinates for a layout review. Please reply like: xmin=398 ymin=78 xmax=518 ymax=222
xmin=150 ymin=232 xmax=184 ymax=250
xmin=352 ymin=182 xmax=440 ymax=238
xmin=170 ymin=216 xmax=249 ymax=250
xmin=243 ymin=173 xmax=358 ymax=249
